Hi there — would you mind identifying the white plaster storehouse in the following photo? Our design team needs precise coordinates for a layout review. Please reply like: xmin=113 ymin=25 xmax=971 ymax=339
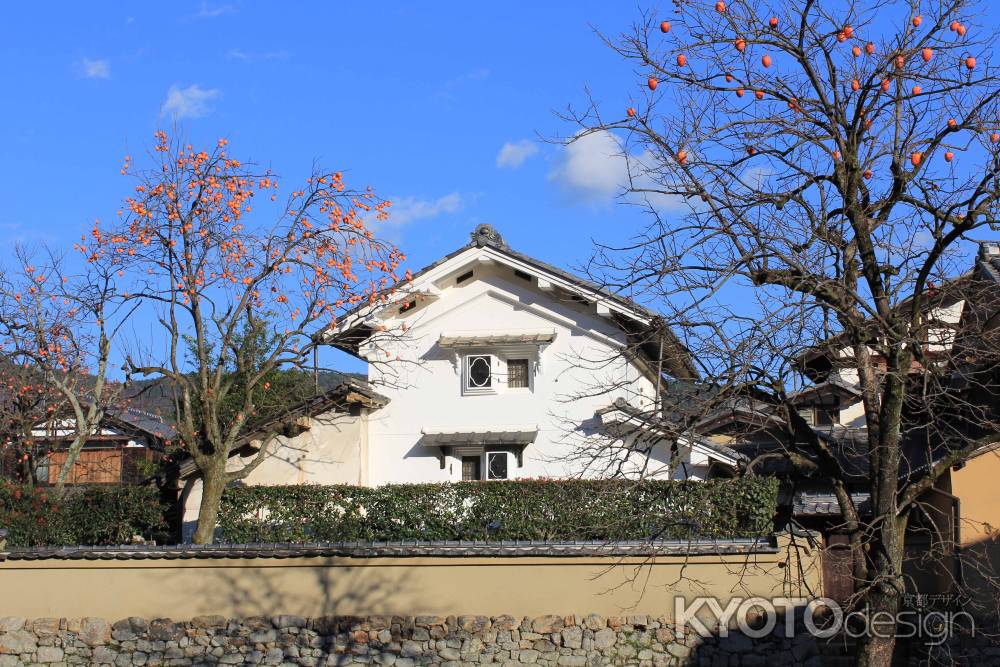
xmin=179 ymin=225 xmax=743 ymax=539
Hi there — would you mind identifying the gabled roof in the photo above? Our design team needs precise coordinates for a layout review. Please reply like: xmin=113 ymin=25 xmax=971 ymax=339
xmin=794 ymin=273 xmax=971 ymax=377
xmin=105 ymin=407 xmax=177 ymax=442
xmin=596 ymin=398 xmax=746 ymax=465
xmin=787 ymin=376 xmax=862 ymax=404
xmin=321 ymin=224 xmax=698 ymax=381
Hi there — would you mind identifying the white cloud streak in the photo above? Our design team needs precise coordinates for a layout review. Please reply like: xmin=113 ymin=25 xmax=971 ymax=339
xmin=79 ymin=58 xmax=110 ymax=79
xmin=161 ymin=84 xmax=220 ymax=120
xmin=387 ymin=193 xmax=464 ymax=226
xmin=496 ymin=140 xmax=539 ymax=169
xmin=196 ymin=2 xmax=236 ymax=18
xmin=549 ymin=130 xmax=685 ymax=211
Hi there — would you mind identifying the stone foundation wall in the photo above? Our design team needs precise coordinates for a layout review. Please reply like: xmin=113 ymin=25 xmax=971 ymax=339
xmin=0 ymin=614 xmax=824 ymax=667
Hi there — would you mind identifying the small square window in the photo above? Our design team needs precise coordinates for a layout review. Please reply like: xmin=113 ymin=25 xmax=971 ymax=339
xmin=486 ymin=452 xmax=508 ymax=480
xmin=507 ymin=359 xmax=530 ymax=389
xmin=464 ymin=355 xmax=493 ymax=393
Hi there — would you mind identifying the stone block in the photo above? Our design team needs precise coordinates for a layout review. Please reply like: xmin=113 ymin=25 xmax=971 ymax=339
xmin=0 ymin=618 xmax=24 ymax=633
xmin=36 ymin=646 xmax=64 ymax=663
xmin=582 ymin=615 xmax=604 ymax=631
xmin=560 ymin=627 xmax=582 ymax=650
xmin=250 ymin=629 xmax=277 ymax=644
xmin=491 ymin=615 xmax=518 ymax=631
xmin=31 ymin=617 xmax=62 ymax=636
xmin=0 ymin=629 xmax=36 ymax=654
xmin=148 ymin=619 xmax=184 ymax=642
xmin=592 ymin=629 xmax=616 ymax=650
xmin=457 ymin=616 xmax=490 ymax=634
xmin=80 ymin=617 xmax=112 ymax=646
xmin=400 ymin=640 xmax=423 ymax=658
xmin=518 ymin=649 xmax=540 ymax=664
xmin=530 ymin=616 xmax=564 ymax=634
xmin=272 ymin=615 xmax=307 ymax=629
xmin=190 ymin=615 xmax=227 ymax=629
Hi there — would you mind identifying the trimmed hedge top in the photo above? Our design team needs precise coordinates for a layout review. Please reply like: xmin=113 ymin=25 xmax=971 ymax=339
xmin=0 ymin=483 xmax=167 ymax=547
xmin=219 ymin=478 xmax=779 ymax=544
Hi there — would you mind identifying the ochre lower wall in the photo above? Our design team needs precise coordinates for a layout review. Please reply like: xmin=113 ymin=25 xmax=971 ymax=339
xmin=952 ymin=449 xmax=1000 ymax=545
xmin=0 ymin=537 xmax=820 ymax=619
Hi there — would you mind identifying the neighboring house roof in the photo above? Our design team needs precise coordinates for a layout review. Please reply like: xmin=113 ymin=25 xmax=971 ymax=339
xmin=321 ymin=224 xmax=699 ymax=381
xmin=175 ymin=379 xmax=389 ymax=479
xmin=976 ymin=242 xmax=1000 ymax=284
xmin=596 ymin=397 xmax=746 ymax=466
xmin=787 ymin=377 xmax=862 ymax=404
xmin=29 ymin=405 xmax=177 ymax=450
xmin=791 ymin=490 xmax=872 ymax=518
xmin=794 ymin=273 xmax=972 ymax=374
xmin=106 ymin=407 xmax=177 ymax=442
xmin=692 ymin=396 xmax=785 ymax=435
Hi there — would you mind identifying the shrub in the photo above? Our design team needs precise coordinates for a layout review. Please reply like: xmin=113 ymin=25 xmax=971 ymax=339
xmin=219 ymin=478 xmax=779 ymax=544
xmin=0 ymin=482 xmax=168 ymax=547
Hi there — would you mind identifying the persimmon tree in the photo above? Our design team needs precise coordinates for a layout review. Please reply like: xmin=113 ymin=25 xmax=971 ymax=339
xmin=0 ymin=361 xmax=63 ymax=485
xmin=92 ymin=131 xmax=405 ymax=544
xmin=0 ymin=247 xmax=132 ymax=492
xmin=563 ymin=0 xmax=1000 ymax=664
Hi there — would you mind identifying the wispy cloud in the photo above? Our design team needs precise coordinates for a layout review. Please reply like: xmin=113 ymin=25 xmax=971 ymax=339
xmin=496 ymin=140 xmax=538 ymax=169
xmin=549 ymin=130 xmax=684 ymax=210
xmin=196 ymin=1 xmax=236 ymax=18
xmin=444 ymin=68 xmax=490 ymax=87
xmin=387 ymin=193 xmax=464 ymax=226
xmin=436 ymin=68 xmax=490 ymax=102
xmin=227 ymin=48 xmax=291 ymax=63
xmin=78 ymin=58 xmax=111 ymax=79
xmin=161 ymin=84 xmax=220 ymax=120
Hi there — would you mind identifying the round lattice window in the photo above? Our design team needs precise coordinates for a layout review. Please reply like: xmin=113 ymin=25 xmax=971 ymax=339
xmin=468 ymin=356 xmax=492 ymax=388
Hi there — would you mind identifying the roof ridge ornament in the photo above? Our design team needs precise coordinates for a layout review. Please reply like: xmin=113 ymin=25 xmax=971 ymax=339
xmin=471 ymin=223 xmax=506 ymax=248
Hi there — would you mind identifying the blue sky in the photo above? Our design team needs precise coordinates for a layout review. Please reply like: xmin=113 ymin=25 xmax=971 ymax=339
xmin=0 ymin=1 xmax=657 ymax=372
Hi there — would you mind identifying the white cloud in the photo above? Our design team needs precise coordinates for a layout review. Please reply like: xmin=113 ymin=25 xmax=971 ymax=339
xmin=549 ymin=130 xmax=685 ymax=211
xmin=161 ymin=84 xmax=220 ymax=120
xmin=496 ymin=140 xmax=538 ymax=169
xmin=549 ymin=131 xmax=627 ymax=202
xmin=79 ymin=58 xmax=110 ymax=79
xmin=227 ymin=49 xmax=290 ymax=62
xmin=196 ymin=2 xmax=235 ymax=18
xmin=387 ymin=193 xmax=464 ymax=226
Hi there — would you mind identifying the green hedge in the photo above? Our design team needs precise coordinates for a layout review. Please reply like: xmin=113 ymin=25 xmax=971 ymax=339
xmin=219 ymin=478 xmax=779 ymax=543
xmin=0 ymin=483 xmax=168 ymax=547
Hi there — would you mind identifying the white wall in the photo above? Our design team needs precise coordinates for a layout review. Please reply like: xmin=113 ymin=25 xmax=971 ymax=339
xmin=180 ymin=412 xmax=367 ymax=542
xmin=363 ymin=259 xmax=664 ymax=484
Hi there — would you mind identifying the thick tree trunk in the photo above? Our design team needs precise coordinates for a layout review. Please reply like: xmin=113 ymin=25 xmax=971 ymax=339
xmin=192 ymin=463 xmax=227 ymax=545
xmin=853 ymin=520 xmax=906 ymax=667
xmin=854 ymin=584 xmax=901 ymax=667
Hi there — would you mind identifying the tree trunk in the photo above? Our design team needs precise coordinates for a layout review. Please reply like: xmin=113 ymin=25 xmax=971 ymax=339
xmin=854 ymin=585 xmax=901 ymax=667
xmin=853 ymin=523 xmax=906 ymax=667
xmin=192 ymin=463 xmax=227 ymax=545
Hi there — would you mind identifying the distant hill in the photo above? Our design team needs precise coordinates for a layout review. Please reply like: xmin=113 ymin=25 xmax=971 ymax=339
xmin=122 ymin=369 xmax=366 ymax=424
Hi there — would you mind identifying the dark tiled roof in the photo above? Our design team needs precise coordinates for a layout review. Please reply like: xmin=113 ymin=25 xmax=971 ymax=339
xmin=792 ymin=491 xmax=872 ymax=517
xmin=788 ymin=377 xmax=862 ymax=404
xmin=175 ymin=380 xmax=389 ymax=478
xmin=599 ymin=397 xmax=746 ymax=463
xmin=0 ymin=537 xmax=778 ymax=561
xmin=323 ymin=224 xmax=698 ymax=381
xmin=107 ymin=406 xmax=177 ymax=441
